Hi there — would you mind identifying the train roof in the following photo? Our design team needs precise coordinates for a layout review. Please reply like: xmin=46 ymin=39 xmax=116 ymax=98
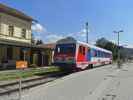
xmin=56 ymin=37 xmax=112 ymax=54
xmin=78 ymin=41 xmax=112 ymax=54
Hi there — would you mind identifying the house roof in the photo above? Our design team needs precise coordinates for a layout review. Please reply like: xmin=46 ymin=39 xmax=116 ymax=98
xmin=38 ymin=43 xmax=56 ymax=49
xmin=0 ymin=3 xmax=33 ymax=21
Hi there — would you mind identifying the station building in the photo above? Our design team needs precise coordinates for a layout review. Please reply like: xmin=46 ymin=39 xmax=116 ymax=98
xmin=0 ymin=3 xmax=52 ymax=69
xmin=38 ymin=43 xmax=56 ymax=64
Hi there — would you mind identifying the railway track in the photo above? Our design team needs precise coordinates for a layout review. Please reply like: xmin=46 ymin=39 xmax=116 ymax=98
xmin=0 ymin=71 xmax=69 ymax=96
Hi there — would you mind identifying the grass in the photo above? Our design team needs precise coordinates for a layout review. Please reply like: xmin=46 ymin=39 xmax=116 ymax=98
xmin=0 ymin=66 xmax=61 ymax=81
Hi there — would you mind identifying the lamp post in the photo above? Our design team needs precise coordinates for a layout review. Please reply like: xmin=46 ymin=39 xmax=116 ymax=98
xmin=86 ymin=22 xmax=89 ymax=43
xmin=113 ymin=30 xmax=123 ymax=69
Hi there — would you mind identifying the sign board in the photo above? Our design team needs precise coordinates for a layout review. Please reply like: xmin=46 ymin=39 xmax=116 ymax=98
xmin=16 ymin=61 xmax=28 ymax=69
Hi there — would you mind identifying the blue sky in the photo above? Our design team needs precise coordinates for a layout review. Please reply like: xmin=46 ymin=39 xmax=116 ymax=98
xmin=0 ymin=0 xmax=133 ymax=45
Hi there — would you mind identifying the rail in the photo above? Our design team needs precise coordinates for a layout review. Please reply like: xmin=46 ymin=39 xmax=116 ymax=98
xmin=0 ymin=71 xmax=68 ymax=96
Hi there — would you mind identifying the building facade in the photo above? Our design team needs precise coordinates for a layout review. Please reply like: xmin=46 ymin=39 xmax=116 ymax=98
xmin=0 ymin=3 xmax=52 ymax=69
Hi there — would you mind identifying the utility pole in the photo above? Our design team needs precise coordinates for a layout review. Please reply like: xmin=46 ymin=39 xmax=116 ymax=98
xmin=86 ymin=22 xmax=89 ymax=43
xmin=113 ymin=30 xmax=123 ymax=69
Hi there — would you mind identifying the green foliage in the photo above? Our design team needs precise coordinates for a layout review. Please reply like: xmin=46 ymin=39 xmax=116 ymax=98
xmin=96 ymin=37 xmax=118 ymax=60
xmin=36 ymin=39 xmax=43 ymax=45
xmin=0 ymin=67 xmax=61 ymax=81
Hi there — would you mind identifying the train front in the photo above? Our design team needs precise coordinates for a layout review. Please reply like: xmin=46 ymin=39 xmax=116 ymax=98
xmin=53 ymin=43 xmax=76 ymax=71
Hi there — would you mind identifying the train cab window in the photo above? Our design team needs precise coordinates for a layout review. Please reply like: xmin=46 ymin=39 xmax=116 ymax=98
xmin=55 ymin=44 xmax=76 ymax=54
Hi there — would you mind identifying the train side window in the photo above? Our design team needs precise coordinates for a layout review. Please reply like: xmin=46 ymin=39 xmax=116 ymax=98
xmin=79 ymin=46 xmax=82 ymax=53
xmin=98 ymin=51 xmax=100 ymax=57
xmin=101 ymin=52 xmax=103 ymax=57
xmin=96 ymin=50 xmax=98 ymax=57
xmin=104 ymin=52 xmax=106 ymax=58
xmin=99 ymin=51 xmax=102 ymax=57
xmin=83 ymin=47 xmax=85 ymax=55
xmin=79 ymin=46 xmax=85 ymax=55
xmin=93 ymin=50 xmax=97 ymax=57
xmin=105 ymin=53 xmax=107 ymax=58
xmin=88 ymin=48 xmax=90 ymax=52
xmin=102 ymin=52 xmax=104 ymax=57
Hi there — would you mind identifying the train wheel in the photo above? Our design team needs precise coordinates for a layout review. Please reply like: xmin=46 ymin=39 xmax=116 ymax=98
xmin=88 ymin=64 xmax=93 ymax=69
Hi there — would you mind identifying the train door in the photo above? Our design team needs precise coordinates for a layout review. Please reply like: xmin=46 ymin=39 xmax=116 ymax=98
xmin=77 ymin=45 xmax=86 ymax=62
xmin=76 ymin=45 xmax=89 ymax=69
xmin=43 ymin=55 xmax=49 ymax=66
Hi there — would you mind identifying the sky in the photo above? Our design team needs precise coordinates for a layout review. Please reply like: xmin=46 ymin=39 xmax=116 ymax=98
xmin=0 ymin=0 xmax=133 ymax=46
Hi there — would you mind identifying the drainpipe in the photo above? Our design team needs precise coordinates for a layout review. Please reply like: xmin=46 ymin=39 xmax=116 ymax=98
xmin=23 ymin=50 xmax=26 ymax=61
xmin=41 ymin=51 xmax=44 ymax=66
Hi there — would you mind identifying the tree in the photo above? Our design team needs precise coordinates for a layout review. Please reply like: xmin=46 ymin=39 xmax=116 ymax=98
xmin=96 ymin=37 xmax=108 ymax=48
xmin=36 ymin=39 xmax=43 ymax=45
xmin=96 ymin=37 xmax=118 ymax=60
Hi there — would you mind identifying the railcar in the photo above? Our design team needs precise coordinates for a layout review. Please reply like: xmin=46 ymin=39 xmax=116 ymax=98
xmin=53 ymin=37 xmax=112 ymax=71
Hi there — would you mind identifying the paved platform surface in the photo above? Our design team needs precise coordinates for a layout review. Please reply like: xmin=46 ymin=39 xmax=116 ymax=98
xmin=4 ymin=63 xmax=133 ymax=100
xmin=21 ymin=64 xmax=118 ymax=100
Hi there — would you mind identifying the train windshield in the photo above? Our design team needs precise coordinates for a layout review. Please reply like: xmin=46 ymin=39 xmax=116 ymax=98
xmin=55 ymin=44 xmax=76 ymax=54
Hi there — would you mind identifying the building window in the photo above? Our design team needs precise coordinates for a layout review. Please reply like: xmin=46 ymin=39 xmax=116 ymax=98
xmin=21 ymin=29 xmax=26 ymax=38
xmin=8 ymin=25 xmax=14 ymax=36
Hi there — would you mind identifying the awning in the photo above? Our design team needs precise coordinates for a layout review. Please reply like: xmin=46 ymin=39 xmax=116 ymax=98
xmin=0 ymin=39 xmax=52 ymax=50
xmin=0 ymin=39 xmax=34 ymax=48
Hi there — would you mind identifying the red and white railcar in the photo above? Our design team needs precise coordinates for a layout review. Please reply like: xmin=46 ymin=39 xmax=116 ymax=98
xmin=53 ymin=37 xmax=112 ymax=71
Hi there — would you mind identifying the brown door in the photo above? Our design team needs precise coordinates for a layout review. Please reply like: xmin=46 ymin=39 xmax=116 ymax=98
xmin=44 ymin=55 xmax=49 ymax=66
xmin=7 ymin=47 xmax=13 ymax=60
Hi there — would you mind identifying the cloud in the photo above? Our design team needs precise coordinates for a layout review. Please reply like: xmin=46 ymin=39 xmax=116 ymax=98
xmin=32 ymin=23 xmax=63 ymax=43
xmin=124 ymin=44 xmax=133 ymax=48
xmin=32 ymin=23 xmax=49 ymax=41
xmin=32 ymin=25 xmax=90 ymax=43
xmin=110 ymin=39 xmax=117 ymax=44
xmin=32 ymin=23 xmax=46 ymax=33
xmin=67 ymin=29 xmax=87 ymax=38
xmin=45 ymin=34 xmax=64 ymax=43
